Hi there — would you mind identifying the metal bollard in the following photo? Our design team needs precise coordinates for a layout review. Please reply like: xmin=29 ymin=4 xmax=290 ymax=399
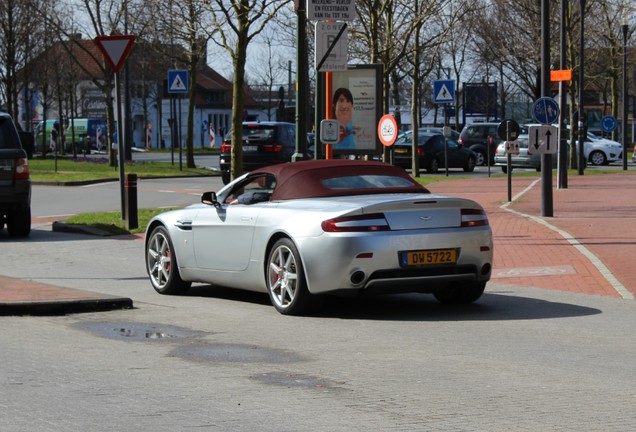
xmin=124 ymin=173 xmax=138 ymax=230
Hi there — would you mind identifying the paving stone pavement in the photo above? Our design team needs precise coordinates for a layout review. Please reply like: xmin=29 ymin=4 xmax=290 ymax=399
xmin=429 ymin=172 xmax=636 ymax=300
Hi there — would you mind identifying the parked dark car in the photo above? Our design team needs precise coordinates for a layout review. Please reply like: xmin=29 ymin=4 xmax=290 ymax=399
xmin=0 ymin=112 xmax=31 ymax=237
xmin=219 ymin=122 xmax=298 ymax=184
xmin=458 ymin=122 xmax=503 ymax=166
xmin=393 ymin=132 xmax=476 ymax=173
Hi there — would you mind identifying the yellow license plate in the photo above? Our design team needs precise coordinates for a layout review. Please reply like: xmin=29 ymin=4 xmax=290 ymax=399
xmin=395 ymin=148 xmax=408 ymax=153
xmin=401 ymin=248 xmax=458 ymax=266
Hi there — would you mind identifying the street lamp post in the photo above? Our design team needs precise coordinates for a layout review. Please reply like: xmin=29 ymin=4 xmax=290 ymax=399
xmin=622 ymin=24 xmax=629 ymax=171
xmin=577 ymin=0 xmax=586 ymax=176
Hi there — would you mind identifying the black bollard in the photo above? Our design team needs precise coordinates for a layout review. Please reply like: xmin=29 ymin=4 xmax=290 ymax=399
xmin=125 ymin=173 xmax=138 ymax=230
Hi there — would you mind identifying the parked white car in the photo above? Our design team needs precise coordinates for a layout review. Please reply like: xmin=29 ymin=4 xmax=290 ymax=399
xmin=570 ymin=132 xmax=624 ymax=165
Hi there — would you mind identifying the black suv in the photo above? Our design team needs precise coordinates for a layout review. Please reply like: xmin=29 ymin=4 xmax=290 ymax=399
xmin=393 ymin=132 xmax=476 ymax=173
xmin=458 ymin=122 xmax=502 ymax=166
xmin=219 ymin=122 xmax=296 ymax=184
xmin=0 ymin=112 xmax=31 ymax=237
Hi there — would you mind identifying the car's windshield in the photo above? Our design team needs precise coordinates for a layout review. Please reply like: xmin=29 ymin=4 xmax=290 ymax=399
xmin=321 ymin=175 xmax=416 ymax=190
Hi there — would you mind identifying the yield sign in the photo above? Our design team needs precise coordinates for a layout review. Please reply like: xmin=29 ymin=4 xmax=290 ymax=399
xmin=94 ymin=35 xmax=136 ymax=73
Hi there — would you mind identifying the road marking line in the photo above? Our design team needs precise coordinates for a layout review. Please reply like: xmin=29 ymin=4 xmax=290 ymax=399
xmin=500 ymin=179 xmax=634 ymax=300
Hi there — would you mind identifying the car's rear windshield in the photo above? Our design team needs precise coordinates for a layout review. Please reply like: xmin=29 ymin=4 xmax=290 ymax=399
xmin=243 ymin=126 xmax=275 ymax=140
xmin=321 ymin=175 xmax=416 ymax=190
xmin=0 ymin=116 xmax=21 ymax=150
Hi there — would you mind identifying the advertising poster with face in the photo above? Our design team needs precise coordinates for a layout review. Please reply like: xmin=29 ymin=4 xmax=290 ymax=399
xmin=331 ymin=65 xmax=382 ymax=155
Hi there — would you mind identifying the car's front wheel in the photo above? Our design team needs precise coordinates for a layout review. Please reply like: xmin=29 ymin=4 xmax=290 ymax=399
xmin=463 ymin=156 xmax=476 ymax=172
xmin=267 ymin=238 xmax=315 ymax=315
xmin=146 ymin=225 xmax=191 ymax=295
xmin=473 ymin=150 xmax=486 ymax=166
xmin=589 ymin=150 xmax=607 ymax=166
xmin=433 ymin=281 xmax=486 ymax=304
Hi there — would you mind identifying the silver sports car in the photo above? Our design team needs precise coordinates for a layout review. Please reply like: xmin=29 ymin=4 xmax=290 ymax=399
xmin=145 ymin=159 xmax=493 ymax=315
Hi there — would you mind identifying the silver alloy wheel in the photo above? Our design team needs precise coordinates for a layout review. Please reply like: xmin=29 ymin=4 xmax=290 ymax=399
xmin=474 ymin=151 xmax=485 ymax=166
xmin=268 ymin=244 xmax=298 ymax=309
xmin=589 ymin=150 xmax=606 ymax=165
xmin=147 ymin=230 xmax=172 ymax=290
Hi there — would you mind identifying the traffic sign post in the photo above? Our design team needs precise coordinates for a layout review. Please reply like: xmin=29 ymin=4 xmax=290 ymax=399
xmin=498 ymin=119 xmax=521 ymax=201
xmin=600 ymin=115 xmax=618 ymax=134
xmin=167 ymin=70 xmax=189 ymax=94
xmin=528 ymin=125 xmax=558 ymax=154
xmin=315 ymin=22 xmax=348 ymax=72
xmin=433 ymin=80 xmax=455 ymax=104
xmin=307 ymin=0 xmax=355 ymax=21
xmin=93 ymin=34 xmax=136 ymax=223
xmin=532 ymin=97 xmax=560 ymax=125
xmin=377 ymin=114 xmax=398 ymax=147
xmin=320 ymin=119 xmax=340 ymax=144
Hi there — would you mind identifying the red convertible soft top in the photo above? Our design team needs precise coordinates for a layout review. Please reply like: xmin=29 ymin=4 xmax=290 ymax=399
xmin=250 ymin=159 xmax=429 ymax=201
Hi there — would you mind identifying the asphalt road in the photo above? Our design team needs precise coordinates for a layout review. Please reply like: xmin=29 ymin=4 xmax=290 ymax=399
xmin=1 ymin=225 xmax=636 ymax=430
xmin=3 ymin=157 xmax=636 ymax=430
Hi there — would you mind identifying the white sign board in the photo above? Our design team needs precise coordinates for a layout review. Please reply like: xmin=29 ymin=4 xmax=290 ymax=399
xmin=307 ymin=0 xmax=355 ymax=21
xmin=505 ymin=140 xmax=520 ymax=155
xmin=528 ymin=125 xmax=558 ymax=154
xmin=315 ymin=22 xmax=348 ymax=72
xmin=320 ymin=119 xmax=340 ymax=144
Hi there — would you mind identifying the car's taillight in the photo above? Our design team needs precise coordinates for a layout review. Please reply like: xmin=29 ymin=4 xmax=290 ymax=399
xmin=263 ymin=143 xmax=283 ymax=153
xmin=461 ymin=208 xmax=489 ymax=227
xmin=220 ymin=142 xmax=232 ymax=152
xmin=458 ymin=136 xmax=464 ymax=145
xmin=322 ymin=213 xmax=390 ymax=232
xmin=14 ymin=158 xmax=29 ymax=180
xmin=417 ymin=147 xmax=425 ymax=156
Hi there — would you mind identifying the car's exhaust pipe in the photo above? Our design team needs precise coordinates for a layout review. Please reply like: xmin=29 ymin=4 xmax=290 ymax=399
xmin=350 ymin=270 xmax=366 ymax=285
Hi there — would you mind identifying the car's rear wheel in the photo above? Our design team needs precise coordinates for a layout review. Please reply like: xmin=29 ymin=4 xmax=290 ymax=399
xmin=589 ymin=150 xmax=607 ymax=166
xmin=6 ymin=206 xmax=31 ymax=237
xmin=463 ymin=156 xmax=476 ymax=172
xmin=433 ymin=281 xmax=486 ymax=304
xmin=501 ymin=166 xmax=510 ymax=174
xmin=473 ymin=150 xmax=486 ymax=166
xmin=267 ymin=238 xmax=315 ymax=315
xmin=146 ymin=225 xmax=191 ymax=295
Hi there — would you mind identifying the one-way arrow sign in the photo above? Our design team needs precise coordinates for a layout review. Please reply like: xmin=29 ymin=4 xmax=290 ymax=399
xmin=528 ymin=125 xmax=558 ymax=154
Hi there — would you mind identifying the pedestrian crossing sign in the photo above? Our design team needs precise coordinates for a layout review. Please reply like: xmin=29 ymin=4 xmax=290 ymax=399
xmin=168 ymin=70 xmax=189 ymax=94
xmin=433 ymin=79 xmax=455 ymax=103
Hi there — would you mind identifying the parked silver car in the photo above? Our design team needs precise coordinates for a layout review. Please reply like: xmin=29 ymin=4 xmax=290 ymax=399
xmin=494 ymin=135 xmax=561 ymax=173
xmin=145 ymin=160 xmax=493 ymax=315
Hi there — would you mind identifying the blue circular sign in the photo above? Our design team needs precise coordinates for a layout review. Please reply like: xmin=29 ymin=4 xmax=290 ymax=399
xmin=600 ymin=115 xmax=618 ymax=133
xmin=532 ymin=97 xmax=560 ymax=125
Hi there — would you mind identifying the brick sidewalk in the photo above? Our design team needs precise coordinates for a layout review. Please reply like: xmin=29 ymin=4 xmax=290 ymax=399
xmin=429 ymin=172 xmax=636 ymax=299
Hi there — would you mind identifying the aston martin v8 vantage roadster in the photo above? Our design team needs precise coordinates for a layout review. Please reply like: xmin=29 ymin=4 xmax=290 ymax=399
xmin=145 ymin=159 xmax=493 ymax=315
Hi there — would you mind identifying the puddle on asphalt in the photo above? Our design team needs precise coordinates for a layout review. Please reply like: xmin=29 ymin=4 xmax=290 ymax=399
xmin=74 ymin=322 xmax=206 ymax=342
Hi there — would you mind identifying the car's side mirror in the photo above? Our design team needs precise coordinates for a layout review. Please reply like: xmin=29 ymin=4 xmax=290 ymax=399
xmin=201 ymin=191 xmax=221 ymax=208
